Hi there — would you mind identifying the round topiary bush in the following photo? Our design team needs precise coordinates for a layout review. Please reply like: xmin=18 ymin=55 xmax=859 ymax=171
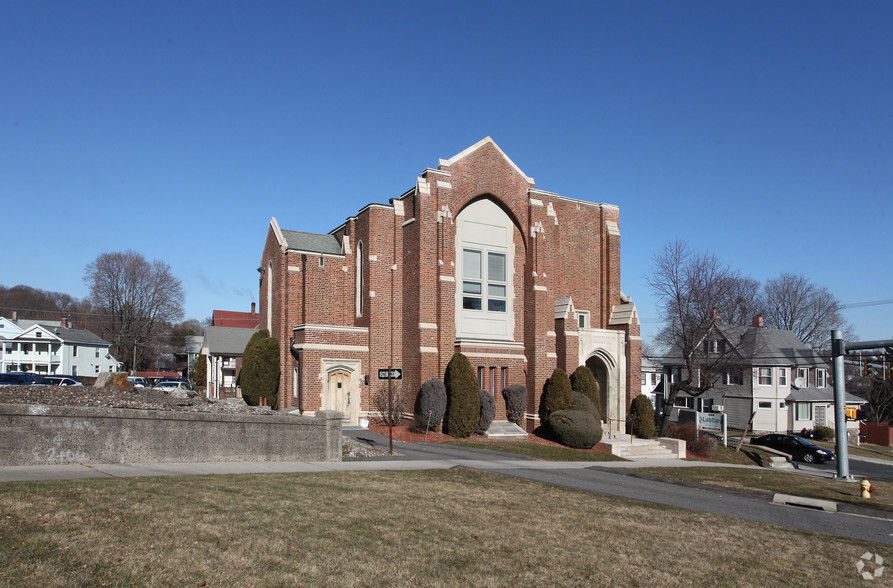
xmin=570 ymin=365 xmax=600 ymax=414
xmin=475 ymin=389 xmax=496 ymax=435
xmin=502 ymin=384 xmax=529 ymax=426
xmin=572 ymin=390 xmax=600 ymax=420
xmin=629 ymin=394 xmax=656 ymax=439
xmin=443 ymin=352 xmax=480 ymax=438
xmin=539 ymin=368 xmax=572 ymax=425
xmin=414 ymin=378 xmax=447 ymax=431
xmin=549 ymin=409 xmax=602 ymax=449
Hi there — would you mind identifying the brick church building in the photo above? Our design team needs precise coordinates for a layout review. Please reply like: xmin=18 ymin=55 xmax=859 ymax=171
xmin=259 ymin=138 xmax=641 ymax=431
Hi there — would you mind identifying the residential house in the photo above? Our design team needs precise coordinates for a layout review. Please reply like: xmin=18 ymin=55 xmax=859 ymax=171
xmin=258 ymin=137 xmax=641 ymax=427
xmin=661 ymin=317 xmax=865 ymax=434
xmin=201 ymin=326 xmax=258 ymax=399
xmin=640 ymin=356 xmax=662 ymax=404
xmin=0 ymin=319 xmax=120 ymax=376
xmin=212 ymin=304 xmax=261 ymax=329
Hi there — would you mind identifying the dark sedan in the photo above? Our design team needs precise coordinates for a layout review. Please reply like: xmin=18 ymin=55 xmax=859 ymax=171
xmin=749 ymin=434 xmax=836 ymax=464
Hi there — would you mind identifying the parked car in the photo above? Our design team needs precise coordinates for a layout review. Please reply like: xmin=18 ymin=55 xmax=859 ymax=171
xmin=126 ymin=376 xmax=149 ymax=388
xmin=152 ymin=381 xmax=192 ymax=393
xmin=749 ymin=434 xmax=836 ymax=464
xmin=154 ymin=376 xmax=192 ymax=388
xmin=0 ymin=372 xmax=42 ymax=386
xmin=35 ymin=375 xmax=84 ymax=387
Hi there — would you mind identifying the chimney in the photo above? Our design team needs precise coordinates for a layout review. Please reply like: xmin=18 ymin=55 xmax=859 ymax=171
xmin=752 ymin=316 xmax=764 ymax=328
xmin=62 ymin=317 xmax=69 ymax=329
xmin=12 ymin=311 xmax=17 ymax=321
xmin=251 ymin=302 xmax=256 ymax=315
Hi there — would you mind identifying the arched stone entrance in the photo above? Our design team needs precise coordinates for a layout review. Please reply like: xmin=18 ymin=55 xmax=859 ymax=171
xmin=585 ymin=354 xmax=610 ymax=420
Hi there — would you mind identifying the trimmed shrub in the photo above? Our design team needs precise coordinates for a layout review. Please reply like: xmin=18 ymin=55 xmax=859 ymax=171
xmin=443 ymin=352 xmax=480 ymax=438
xmin=414 ymin=378 xmax=447 ymax=431
xmin=241 ymin=329 xmax=280 ymax=408
xmin=667 ymin=422 xmax=717 ymax=458
xmin=811 ymin=425 xmax=835 ymax=442
xmin=192 ymin=353 xmax=207 ymax=387
xmin=502 ymin=384 xmax=529 ymax=426
xmin=549 ymin=409 xmax=603 ymax=449
xmin=476 ymin=389 xmax=496 ymax=435
xmin=629 ymin=394 xmax=656 ymax=439
xmin=570 ymin=365 xmax=600 ymax=412
xmin=572 ymin=390 xmax=600 ymax=420
xmin=539 ymin=368 xmax=572 ymax=425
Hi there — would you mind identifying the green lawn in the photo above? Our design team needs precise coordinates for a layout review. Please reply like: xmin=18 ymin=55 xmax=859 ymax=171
xmin=0 ymin=469 xmax=886 ymax=587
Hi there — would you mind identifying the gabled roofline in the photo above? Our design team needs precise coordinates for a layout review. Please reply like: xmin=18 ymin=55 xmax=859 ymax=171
xmin=270 ymin=217 xmax=286 ymax=247
xmin=439 ymin=137 xmax=535 ymax=184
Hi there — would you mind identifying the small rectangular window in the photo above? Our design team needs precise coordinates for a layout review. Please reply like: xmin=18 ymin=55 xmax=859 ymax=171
xmin=816 ymin=369 xmax=826 ymax=388
xmin=641 ymin=374 xmax=647 ymax=386
xmin=726 ymin=370 xmax=743 ymax=385
xmin=758 ymin=401 xmax=772 ymax=409
xmin=477 ymin=366 xmax=484 ymax=389
xmin=501 ymin=367 xmax=508 ymax=391
xmin=73 ymin=346 xmax=78 ymax=357
xmin=797 ymin=368 xmax=808 ymax=385
xmin=778 ymin=368 xmax=788 ymax=386
xmin=489 ymin=367 xmax=496 ymax=394
xmin=796 ymin=402 xmax=812 ymax=420
xmin=758 ymin=368 xmax=772 ymax=386
xmin=95 ymin=348 xmax=100 ymax=358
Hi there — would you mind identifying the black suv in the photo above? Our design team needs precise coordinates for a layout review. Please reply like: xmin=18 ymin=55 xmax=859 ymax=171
xmin=0 ymin=372 xmax=42 ymax=386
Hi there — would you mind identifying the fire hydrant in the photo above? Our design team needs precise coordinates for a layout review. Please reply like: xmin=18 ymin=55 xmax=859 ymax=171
xmin=861 ymin=479 xmax=875 ymax=499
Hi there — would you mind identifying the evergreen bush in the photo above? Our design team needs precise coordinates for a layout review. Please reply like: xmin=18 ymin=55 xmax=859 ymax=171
xmin=629 ymin=394 xmax=656 ymax=439
xmin=811 ymin=425 xmax=835 ymax=442
xmin=192 ymin=353 xmax=207 ymax=387
xmin=414 ymin=378 xmax=447 ymax=431
xmin=549 ymin=409 xmax=602 ymax=449
xmin=476 ymin=389 xmax=496 ymax=435
xmin=570 ymin=365 xmax=600 ymax=413
xmin=240 ymin=330 xmax=280 ymax=408
xmin=539 ymin=368 xmax=572 ymax=425
xmin=443 ymin=352 xmax=480 ymax=438
xmin=502 ymin=384 xmax=529 ymax=426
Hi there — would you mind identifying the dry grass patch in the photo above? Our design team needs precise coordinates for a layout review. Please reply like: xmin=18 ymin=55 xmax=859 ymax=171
xmin=637 ymin=466 xmax=893 ymax=512
xmin=0 ymin=469 xmax=886 ymax=586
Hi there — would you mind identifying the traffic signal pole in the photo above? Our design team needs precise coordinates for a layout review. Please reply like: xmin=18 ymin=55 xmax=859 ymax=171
xmin=831 ymin=331 xmax=893 ymax=480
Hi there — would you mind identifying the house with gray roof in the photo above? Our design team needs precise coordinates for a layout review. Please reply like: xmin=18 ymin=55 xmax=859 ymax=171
xmin=201 ymin=327 xmax=258 ymax=400
xmin=0 ymin=320 xmax=121 ymax=377
xmin=660 ymin=317 xmax=865 ymax=434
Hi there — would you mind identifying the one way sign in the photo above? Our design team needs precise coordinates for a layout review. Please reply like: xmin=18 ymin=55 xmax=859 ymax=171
xmin=377 ymin=368 xmax=403 ymax=380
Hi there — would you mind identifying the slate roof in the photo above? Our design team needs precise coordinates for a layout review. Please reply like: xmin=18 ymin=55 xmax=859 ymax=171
xmin=202 ymin=327 xmax=258 ymax=356
xmin=13 ymin=324 xmax=112 ymax=346
xmin=280 ymin=229 xmax=342 ymax=256
xmin=785 ymin=388 xmax=866 ymax=404
xmin=662 ymin=324 xmax=828 ymax=368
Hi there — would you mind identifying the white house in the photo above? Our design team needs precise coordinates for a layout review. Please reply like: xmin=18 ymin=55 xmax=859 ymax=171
xmin=640 ymin=356 xmax=662 ymax=403
xmin=661 ymin=317 xmax=865 ymax=435
xmin=0 ymin=321 xmax=120 ymax=376
xmin=201 ymin=326 xmax=257 ymax=400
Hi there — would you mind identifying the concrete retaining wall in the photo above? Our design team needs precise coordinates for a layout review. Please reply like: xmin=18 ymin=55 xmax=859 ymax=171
xmin=0 ymin=404 xmax=342 ymax=466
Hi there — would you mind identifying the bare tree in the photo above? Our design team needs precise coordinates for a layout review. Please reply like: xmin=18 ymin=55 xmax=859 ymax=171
xmin=648 ymin=241 xmax=754 ymax=435
xmin=84 ymin=250 xmax=184 ymax=371
xmin=762 ymin=273 xmax=849 ymax=349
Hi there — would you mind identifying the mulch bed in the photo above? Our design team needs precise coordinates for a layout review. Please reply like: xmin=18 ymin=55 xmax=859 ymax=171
xmin=367 ymin=423 xmax=616 ymax=454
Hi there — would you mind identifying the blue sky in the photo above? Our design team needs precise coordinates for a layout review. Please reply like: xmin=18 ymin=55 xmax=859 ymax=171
xmin=2 ymin=1 xmax=891 ymax=346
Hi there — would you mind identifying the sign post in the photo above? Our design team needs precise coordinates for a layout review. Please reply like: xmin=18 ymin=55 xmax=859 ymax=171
xmin=378 ymin=368 xmax=402 ymax=454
